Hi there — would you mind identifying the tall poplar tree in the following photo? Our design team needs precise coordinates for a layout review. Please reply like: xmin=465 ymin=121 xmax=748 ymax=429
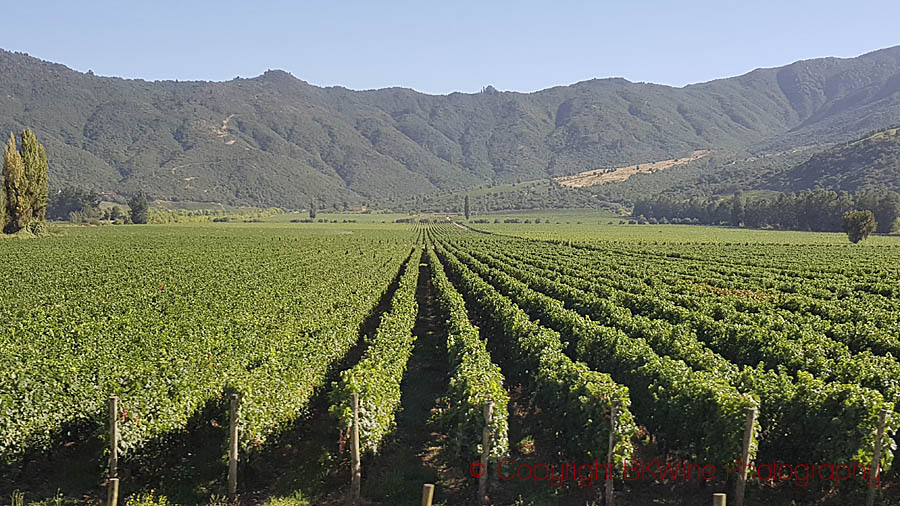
xmin=0 ymin=169 xmax=6 ymax=230
xmin=3 ymin=133 xmax=29 ymax=233
xmin=21 ymin=129 xmax=49 ymax=220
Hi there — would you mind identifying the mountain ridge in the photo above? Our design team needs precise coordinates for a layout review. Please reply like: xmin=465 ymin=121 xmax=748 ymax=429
xmin=25 ymin=44 xmax=899 ymax=93
xmin=2 ymin=45 xmax=900 ymax=207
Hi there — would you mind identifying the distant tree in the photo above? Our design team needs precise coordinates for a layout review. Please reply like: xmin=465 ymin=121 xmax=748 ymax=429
xmin=128 ymin=191 xmax=150 ymax=224
xmin=843 ymin=210 xmax=877 ymax=243
xmin=855 ymin=189 xmax=900 ymax=233
xmin=731 ymin=191 xmax=743 ymax=227
xmin=3 ymin=133 xmax=29 ymax=233
xmin=47 ymin=187 xmax=102 ymax=220
xmin=464 ymin=195 xmax=470 ymax=221
xmin=342 ymin=201 xmax=349 ymax=212
xmin=110 ymin=205 xmax=125 ymax=221
xmin=21 ymin=130 xmax=49 ymax=221
xmin=309 ymin=199 xmax=317 ymax=219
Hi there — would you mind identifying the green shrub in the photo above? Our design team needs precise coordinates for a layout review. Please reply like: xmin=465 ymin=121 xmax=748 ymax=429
xmin=28 ymin=220 xmax=49 ymax=236
xmin=125 ymin=491 xmax=172 ymax=506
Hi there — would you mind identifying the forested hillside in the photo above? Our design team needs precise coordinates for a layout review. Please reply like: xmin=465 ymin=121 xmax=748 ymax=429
xmin=771 ymin=127 xmax=900 ymax=191
xmin=2 ymin=46 xmax=900 ymax=207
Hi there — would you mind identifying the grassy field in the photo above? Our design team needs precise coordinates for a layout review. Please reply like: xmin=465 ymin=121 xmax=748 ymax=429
xmin=263 ymin=210 xmax=414 ymax=224
xmin=473 ymin=221 xmax=900 ymax=244
xmin=453 ymin=208 xmax=900 ymax=245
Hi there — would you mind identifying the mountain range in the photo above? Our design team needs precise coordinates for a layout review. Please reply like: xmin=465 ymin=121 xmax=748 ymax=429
xmin=2 ymin=46 xmax=900 ymax=208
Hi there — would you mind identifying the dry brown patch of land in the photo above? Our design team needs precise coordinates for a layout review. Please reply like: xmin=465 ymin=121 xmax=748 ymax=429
xmin=556 ymin=150 xmax=709 ymax=188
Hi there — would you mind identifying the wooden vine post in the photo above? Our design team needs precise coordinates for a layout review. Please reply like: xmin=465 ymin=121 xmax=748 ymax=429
xmin=735 ymin=406 xmax=757 ymax=506
xmin=228 ymin=393 xmax=239 ymax=498
xmin=350 ymin=392 xmax=361 ymax=504
xmin=605 ymin=400 xmax=618 ymax=506
xmin=478 ymin=401 xmax=494 ymax=503
xmin=713 ymin=492 xmax=727 ymax=506
xmin=107 ymin=395 xmax=119 ymax=506
xmin=866 ymin=409 xmax=889 ymax=506
xmin=421 ymin=483 xmax=435 ymax=506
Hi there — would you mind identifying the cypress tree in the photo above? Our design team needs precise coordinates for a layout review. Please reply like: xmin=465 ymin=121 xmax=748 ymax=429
xmin=128 ymin=191 xmax=150 ymax=224
xmin=464 ymin=195 xmax=470 ymax=221
xmin=3 ymin=133 xmax=29 ymax=233
xmin=731 ymin=191 xmax=744 ymax=227
xmin=21 ymin=130 xmax=49 ymax=221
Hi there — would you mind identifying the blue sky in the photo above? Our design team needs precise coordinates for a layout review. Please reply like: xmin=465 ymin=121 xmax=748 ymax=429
xmin=2 ymin=0 xmax=899 ymax=94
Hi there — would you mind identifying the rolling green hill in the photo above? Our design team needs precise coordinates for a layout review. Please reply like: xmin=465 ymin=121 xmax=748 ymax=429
xmin=771 ymin=127 xmax=900 ymax=192
xmin=2 ymin=46 xmax=900 ymax=208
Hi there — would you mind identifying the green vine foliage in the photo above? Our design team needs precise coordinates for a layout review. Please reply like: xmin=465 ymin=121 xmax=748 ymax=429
xmin=330 ymin=247 xmax=422 ymax=452
xmin=458 ymin=240 xmax=896 ymax=468
xmin=427 ymin=244 xmax=509 ymax=461
xmin=434 ymin=240 xmax=637 ymax=467
xmin=434 ymin=226 xmax=898 ymax=473
xmin=0 ymin=227 xmax=411 ymax=461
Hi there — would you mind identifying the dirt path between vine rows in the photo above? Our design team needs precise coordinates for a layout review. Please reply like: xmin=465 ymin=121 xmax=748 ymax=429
xmin=355 ymin=256 xmax=465 ymax=505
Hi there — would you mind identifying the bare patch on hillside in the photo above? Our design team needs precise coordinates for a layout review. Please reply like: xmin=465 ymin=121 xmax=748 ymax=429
xmin=215 ymin=114 xmax=235 ymax=137
xmin=213 ymin=114 xmax=237 ymax=145
xmin=556 ymin=150 xmax=709 ymax=188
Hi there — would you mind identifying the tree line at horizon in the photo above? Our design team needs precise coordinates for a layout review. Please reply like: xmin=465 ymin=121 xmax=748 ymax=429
xmin=46 ymin=187 xmax=150 ymax=225
xmin=633 ymin=188 xmax=898 ymax=240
